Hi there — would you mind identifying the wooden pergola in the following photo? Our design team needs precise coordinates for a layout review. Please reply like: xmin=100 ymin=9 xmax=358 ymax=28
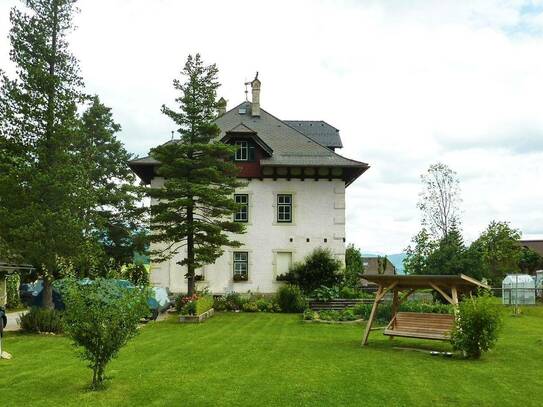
xmin=361 ymin=274 xmax=489 ymax=346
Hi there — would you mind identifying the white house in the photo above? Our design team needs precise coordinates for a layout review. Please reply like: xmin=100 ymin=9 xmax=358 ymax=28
xmin=129 ymin=76 xmax=369 ymax=294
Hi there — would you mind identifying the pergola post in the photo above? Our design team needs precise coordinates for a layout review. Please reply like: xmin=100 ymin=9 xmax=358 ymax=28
xmin=361 ymin=282 xmax=397 ymax=346
xmin=361 ymin=286 xmax=382 ymax=346
xmin=389 ymin=288 xmax=399 ymax=340
xmin=451 ymin=286 xmax=459 ymax=306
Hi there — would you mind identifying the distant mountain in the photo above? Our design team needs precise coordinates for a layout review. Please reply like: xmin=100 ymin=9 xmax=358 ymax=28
xmin=363 ymin=252 xmax=407 ymax=275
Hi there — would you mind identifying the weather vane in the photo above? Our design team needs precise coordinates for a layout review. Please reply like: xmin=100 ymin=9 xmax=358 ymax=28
xmin=244 ymin=78 xmax=250 ymax=101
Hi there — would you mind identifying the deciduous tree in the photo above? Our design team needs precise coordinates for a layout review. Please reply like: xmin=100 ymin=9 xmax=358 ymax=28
xmin=344 ymin=244 xmax=364 ymax=288
xmin=472 ymin=221 xmax=522 ymax=286
xmin=404 ymin=228 xmax=435 ymax=275
xmin=417 ymin=163 xmax=461 ymax=240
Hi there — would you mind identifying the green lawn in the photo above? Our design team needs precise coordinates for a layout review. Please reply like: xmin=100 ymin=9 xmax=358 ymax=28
xmin=1 ymin=307 xmax=543 ymax=407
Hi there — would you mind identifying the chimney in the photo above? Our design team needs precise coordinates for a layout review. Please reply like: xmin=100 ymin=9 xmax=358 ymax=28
xmin=250 ymin=72 xmax=261 ymax=117
xmin=217 ymin=97 xmax=227 ymax=116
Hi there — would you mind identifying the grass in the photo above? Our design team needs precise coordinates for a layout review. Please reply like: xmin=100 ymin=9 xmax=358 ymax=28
xmin=1 ymin=307 xmax=543 ymax=406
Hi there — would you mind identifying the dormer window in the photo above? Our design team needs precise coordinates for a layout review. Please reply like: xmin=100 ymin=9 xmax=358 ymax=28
xmin=234 ymin=141 xmax=249 ymax=161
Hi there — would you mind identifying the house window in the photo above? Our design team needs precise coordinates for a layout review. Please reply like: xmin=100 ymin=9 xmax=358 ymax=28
xmin=277 ymin=194 xmax=292 ymax=223
xmin=276 ymin=252 xmax=293 ymax=277
xmin=234 ymin=141 xmax=249 ymax=161
xmin=234 ymin=194 xmax=249 ymax=222
xmin=233 ymin=252 xmax=248 ymax=281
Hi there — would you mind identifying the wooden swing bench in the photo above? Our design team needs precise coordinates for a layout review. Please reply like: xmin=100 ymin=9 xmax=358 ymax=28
xmin=383 ymin=312 xmax=454 ymax=341
xmin=360 ymin=274 xmax=490 ymax=346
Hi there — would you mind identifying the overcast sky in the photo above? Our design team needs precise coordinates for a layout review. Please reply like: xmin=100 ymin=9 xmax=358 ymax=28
xmin=1 ymin=0 xmax=542 ymax=254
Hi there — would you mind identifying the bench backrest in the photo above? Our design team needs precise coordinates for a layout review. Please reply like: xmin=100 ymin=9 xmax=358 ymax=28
xmin=393 ymin=312 xmax=454 ymax=331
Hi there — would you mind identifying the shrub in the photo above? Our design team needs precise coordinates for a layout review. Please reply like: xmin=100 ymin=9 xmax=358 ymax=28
xmin=305 ymin=308 xmax=359 ymax=322
xmin=319 ymin=310 xmax=341 ymax=321
xmin=351 ymin=301 xmax=453 ymax=324
xmin=277 ymin=248 xmax=342 ymax=294
xmin=261 ymin=298 xmax=281 ymax=312
xmin=338 ymin=286 xmax=363 ymax=299
xmin=121 ymin=263 xmax=149 ymax=286
xmin=213 ymin=296 xmax=227 ymax=311
xmin=312 ymin=285 xmax=340 ymax=301
xmin=242 ymin=301 xmax=259 ymax=312
xmin=303 ymin=309 xmax=319 ymax=320
xmin=6 ymin=273 xmax=22 ymax=309
xmin=275 ymin=285 xmax=306 ymax=313
xmin=18 ymin=307 xmax=63 ymax=333
xmin=224 ymin=292 xmax=246 ymax=311
xmin=451 ymin=293 xmax=502 ymax=359
xmin=339 ymin=308 xmax=357 ymax=321
xmin=61 ymin=278 xmax=149 ymax=389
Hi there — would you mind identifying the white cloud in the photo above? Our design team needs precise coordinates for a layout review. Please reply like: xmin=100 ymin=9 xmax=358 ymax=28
xmin=1 ymin=0 xmax=543 ymax=253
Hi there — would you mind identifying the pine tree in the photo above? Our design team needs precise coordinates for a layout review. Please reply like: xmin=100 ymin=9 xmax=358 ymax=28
xmin=0 ymin=0 xmax=88 ymax=307
xmin=147 ymin=54 xmax=245 ymax=295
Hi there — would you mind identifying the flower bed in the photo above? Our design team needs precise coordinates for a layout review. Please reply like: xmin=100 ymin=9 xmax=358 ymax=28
xmin=177 ymin=294 xmax=214 ymax=323
xmin=212 ymin=293 xmax=281 ymax=313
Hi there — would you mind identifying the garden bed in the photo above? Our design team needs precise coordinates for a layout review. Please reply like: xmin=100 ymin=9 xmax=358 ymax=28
xmin=302 ymin=318 xmax=364 ymax=325
xmin=179 ymin=307 xmax=215 ymax=323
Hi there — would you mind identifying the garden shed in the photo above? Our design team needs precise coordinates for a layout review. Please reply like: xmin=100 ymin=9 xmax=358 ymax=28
xmin=361 ymin=274 xmax=489 ymax=346
xmin=502 ymin=274 xmax=535 ymax=305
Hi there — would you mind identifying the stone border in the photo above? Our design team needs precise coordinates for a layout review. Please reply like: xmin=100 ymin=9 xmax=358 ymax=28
xmin=179 ymin=308 xmax=215 ymax=323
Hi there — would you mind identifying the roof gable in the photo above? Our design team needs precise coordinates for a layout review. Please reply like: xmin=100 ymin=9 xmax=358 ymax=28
xmin=215 ymin=102 xmax=367 ymax=171
xmin=222 ymin=123 xmax=273 ymax=156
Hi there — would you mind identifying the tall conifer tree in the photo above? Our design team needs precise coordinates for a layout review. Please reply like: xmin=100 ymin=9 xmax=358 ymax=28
xmin=77 ymin=96 xmax=147 ymax=275
xmin=147 ymin=54 xmax=245 ymax=295
xmin=0 ymin=0 xmax=88 ymax=307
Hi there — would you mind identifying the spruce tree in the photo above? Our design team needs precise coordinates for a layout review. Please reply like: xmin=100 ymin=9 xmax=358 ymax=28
xmin=147 ymin=54 xmax=245 ymax=295
xmin=77 ymin=96 xmax=147 ymax=275
xmin=0 ymin=0 xmax=88 ymax=307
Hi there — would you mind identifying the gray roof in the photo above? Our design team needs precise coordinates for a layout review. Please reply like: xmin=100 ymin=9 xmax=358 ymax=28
xmin=216 ymin=102 xmax=366 ymax=169
xmin=283 ymin=120 xmax=343 ymax=149
xmin=129 ymin=101 xmax=368 ymax=185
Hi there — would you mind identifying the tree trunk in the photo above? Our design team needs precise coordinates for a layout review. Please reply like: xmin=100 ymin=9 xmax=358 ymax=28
xmin=42 ymin=277 xmax=54 ymax=309
xmin=186 ymin=204 xmax=195 ymax=296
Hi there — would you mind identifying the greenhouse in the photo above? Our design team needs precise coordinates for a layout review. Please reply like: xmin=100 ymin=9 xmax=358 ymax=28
xmin=502 ymin=274 xmax=536 ymax=305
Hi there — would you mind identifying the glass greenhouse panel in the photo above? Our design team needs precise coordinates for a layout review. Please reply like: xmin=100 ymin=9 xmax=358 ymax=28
xmin=502 ymin=274 xmax=536 ymax=305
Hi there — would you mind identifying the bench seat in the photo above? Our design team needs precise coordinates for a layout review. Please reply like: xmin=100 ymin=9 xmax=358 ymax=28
xmin=383 ymin=312 xmax=454 ymax=341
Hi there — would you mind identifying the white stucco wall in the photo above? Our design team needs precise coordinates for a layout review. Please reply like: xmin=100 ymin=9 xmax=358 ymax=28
xmin=149 ymin=178 xmax=346 ymax=294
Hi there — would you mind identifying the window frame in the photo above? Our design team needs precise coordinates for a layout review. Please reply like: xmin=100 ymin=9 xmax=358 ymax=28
xmin=234 ymin=140 xmax=249 ymax=161
xmin=234 ymin=194 xmax=249 ymax=223
xmin=277 ymin=194 xmax=293 ymax=223
xmin=233 ymin=251 xmax=249 ymax=280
